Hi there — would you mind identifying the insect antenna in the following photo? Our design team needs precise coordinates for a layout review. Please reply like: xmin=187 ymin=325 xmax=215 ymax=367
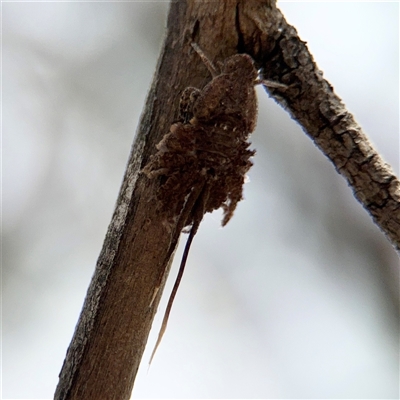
xmin=191 ymin=42 xmax=219 ymax=77
xmin=256 ymin=77 xmax=289 ymax=89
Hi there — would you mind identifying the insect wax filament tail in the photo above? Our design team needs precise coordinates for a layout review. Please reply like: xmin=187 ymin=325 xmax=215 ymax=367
xmin=149 ymin=219 xmax=201 ymax=365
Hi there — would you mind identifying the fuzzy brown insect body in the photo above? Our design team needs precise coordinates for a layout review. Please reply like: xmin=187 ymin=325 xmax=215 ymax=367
xmin=143 ymin=45 xmax=259 ymax=362
xmin=143 ymin=49 xmax=258 ymax=226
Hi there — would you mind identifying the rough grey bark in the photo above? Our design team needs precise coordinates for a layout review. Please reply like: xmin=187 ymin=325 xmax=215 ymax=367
xmin=236 ymin=2 xmax=400 ymax=250
xmin=55 ymin=1 xmax=399 ymax=399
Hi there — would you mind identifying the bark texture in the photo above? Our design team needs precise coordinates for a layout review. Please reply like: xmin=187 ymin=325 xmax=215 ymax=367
xmin=55 ymin=1 xmax=399 ymax=399
xmin=236 ymin=2 xmax=400 ymax=250
xmin=55 ymin=2 xmax=253 ymax=400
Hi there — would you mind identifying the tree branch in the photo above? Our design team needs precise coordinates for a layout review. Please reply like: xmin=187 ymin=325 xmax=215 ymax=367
xmin=237 ymin=1 xmax=400 ymax=250
xmin=55 ymin=2 xmax=250 ymax=399
xmin=55 ymin=1 xmax=399 ymax=399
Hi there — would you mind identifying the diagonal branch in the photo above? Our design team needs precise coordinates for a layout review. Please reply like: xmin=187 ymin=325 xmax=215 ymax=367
xmin=238 ymin=0 xmax=400 ymax=250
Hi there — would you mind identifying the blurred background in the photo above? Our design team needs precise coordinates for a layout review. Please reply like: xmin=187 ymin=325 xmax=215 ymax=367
xmin=2 ymin=1 xmax=399 ymax=398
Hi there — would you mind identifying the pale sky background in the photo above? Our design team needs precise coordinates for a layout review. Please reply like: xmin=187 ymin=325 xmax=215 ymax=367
xmin=2 ymin=1 xmax=399 ymax=399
